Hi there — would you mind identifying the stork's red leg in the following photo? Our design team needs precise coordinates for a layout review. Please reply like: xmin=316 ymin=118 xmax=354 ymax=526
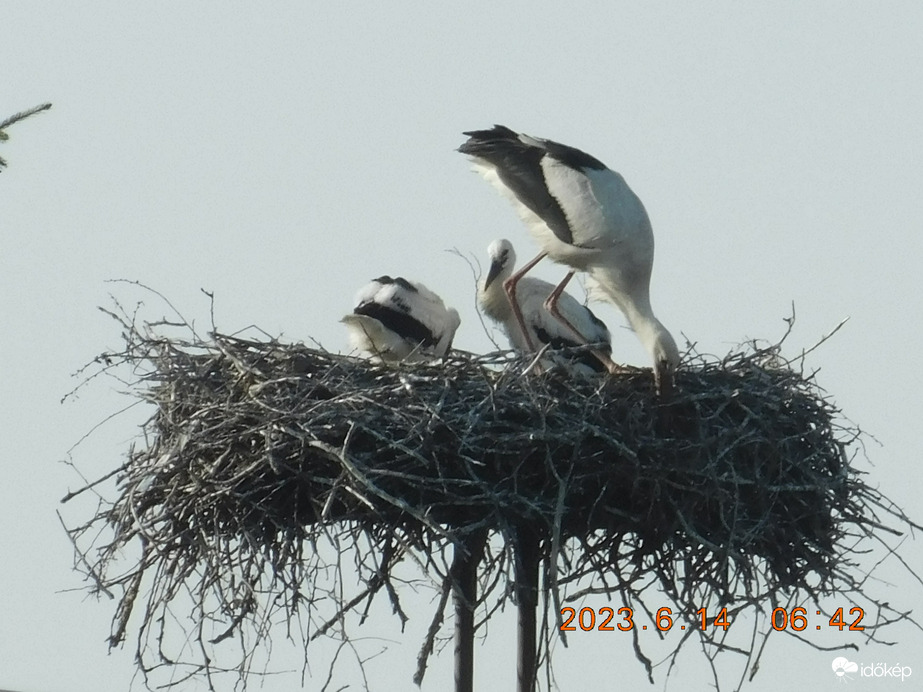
xmin=543 ymin=271 xmax=625 ymax=375
xmin=503 ymin=250 xmax=547 ymax=352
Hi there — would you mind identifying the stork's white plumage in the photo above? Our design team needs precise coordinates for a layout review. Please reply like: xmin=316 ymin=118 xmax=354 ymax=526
xmin=479 ymin=239 xmax=612 ymax=374
xmin=341 ymin=275 xmax=460 ymax=363
xmin=458 ymin=125 xmax=679 ymax=393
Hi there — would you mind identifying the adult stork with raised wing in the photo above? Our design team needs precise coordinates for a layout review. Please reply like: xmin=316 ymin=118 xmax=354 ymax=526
xmin=459 ymin=125 xmax=679 ymax=394
xmin=342 ymin=275 xmax=460 ymax=363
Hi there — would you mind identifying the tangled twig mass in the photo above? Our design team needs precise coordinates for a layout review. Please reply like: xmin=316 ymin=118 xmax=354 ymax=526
xmin=61 ymin=301 xmax=919 ymax=690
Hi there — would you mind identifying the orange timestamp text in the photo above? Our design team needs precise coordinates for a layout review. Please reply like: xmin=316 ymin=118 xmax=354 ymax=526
xmin=771 ymin=606 xmax=864 ymax=632
xmin=560 ymin=606 xmax=730 ymax=633
xmin=560 ymin=606 xmax=866 ymax=633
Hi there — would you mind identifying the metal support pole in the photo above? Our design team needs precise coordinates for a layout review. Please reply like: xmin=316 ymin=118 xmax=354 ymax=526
xmin=452 ymin=530 xmax=487 ymax=692
xmin=515 ymin=527 xmax=540 ymax=692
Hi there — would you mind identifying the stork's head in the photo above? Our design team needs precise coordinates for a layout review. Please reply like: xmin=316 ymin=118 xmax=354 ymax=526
xmin=483 ymin=238 xmax=516 ymax=291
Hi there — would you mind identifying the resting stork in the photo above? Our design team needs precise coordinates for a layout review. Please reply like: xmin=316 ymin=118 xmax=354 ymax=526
xmin=341 ymin=275 xmax=460 ymax=363
xmin=458 ymin=125 xmax=679 ymax=394
xmin=479 ymin=239 xmax=613 ymax=374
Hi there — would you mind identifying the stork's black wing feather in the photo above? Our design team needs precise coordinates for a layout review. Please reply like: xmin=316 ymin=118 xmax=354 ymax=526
xmin=354 ymin=303 xmax=438 ymax=347
xmin=459 ymin=125 xmax=576 ymax=245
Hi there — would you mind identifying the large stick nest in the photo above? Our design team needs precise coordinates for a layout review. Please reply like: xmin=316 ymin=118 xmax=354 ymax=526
xmin=62 ymin=300 xmax=919 ymax=690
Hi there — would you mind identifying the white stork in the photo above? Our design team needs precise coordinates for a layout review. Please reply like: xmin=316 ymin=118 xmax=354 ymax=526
xmin=479 ymin=239 xmax=613 ymax=375
xmin=341 ymin=275 xmax=460 ymax=363
xmin=458 ymin=125 xmax=679 ymax=394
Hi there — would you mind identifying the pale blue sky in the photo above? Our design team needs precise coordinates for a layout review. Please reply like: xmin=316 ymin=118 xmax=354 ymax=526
xmin=3 ymin=3 xmax=922 ymax=690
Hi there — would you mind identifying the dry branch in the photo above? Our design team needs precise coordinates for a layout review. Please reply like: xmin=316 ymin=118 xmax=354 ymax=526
xmin=0 ymin=102 xmax=51 ymax=169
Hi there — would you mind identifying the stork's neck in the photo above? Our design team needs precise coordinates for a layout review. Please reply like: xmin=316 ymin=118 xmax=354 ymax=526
xmin=625 ymin=299 xmax=680 ymax=373
xmin=479 ymin=278 xmax=513 ymax=322
xmin=588 ymin=268 xmax=679 ymax=367
xmin=633 ymin=310 xmax=675 ymax=357
xmin=620 ymin=293 xmax=663 ymax=347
